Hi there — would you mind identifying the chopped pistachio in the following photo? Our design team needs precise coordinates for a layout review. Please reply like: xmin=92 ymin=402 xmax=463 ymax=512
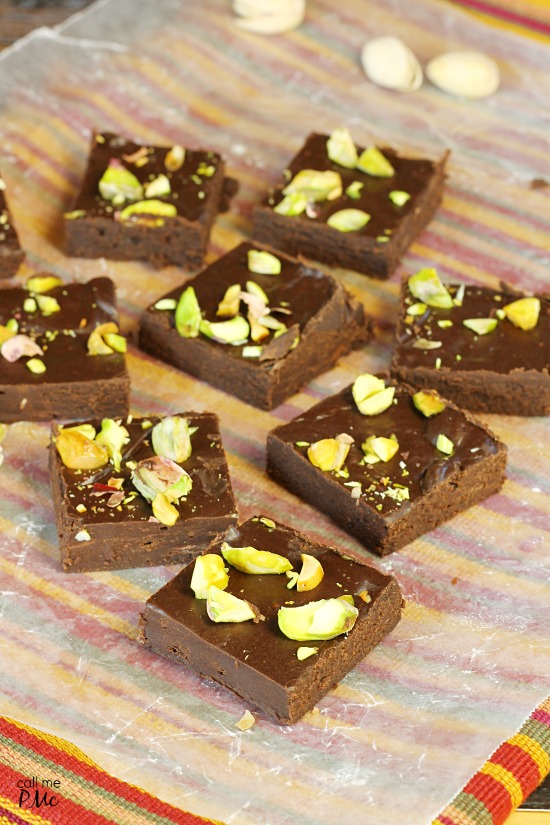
xmin=463 ymin=318 xmax=498 ymax=335
xmin=453 ymin=284 xmax=466 ymax=306
xmin=75 ymin=529 xmax=91 ymax=542
xmin=64 ymin=209 xmax=87 ymax=220
xmin=35 ymin=295 xmax=60 ymax=316
xmin=207 ymin=585 xmax=260 ymax=623
xmin=495 ymin=308 xmax=506 ymax=320
xmin=151 ymin=492 xmax=179 ymax=526
xmin=356 ymin=146 xmax=394 ymax=177
xmin=435 ymin=357 xmax=442 ymax=369
xmin=370 ymin=436 xmax=399 ymax=462
xmin=259 ymin=517 xmax=276 ymax=529
xmin=235 ymin=710 xmax=256 ymax=730
xmin=407 ymin=302 xmax=427 ymax=316
xmin=5 ymin=319 xmax=18 ymax=333
xmin=376 ymin=235 xmax=390 ymax=243
xmin=352 ymin=373 xmax=395 ymax=416
xmin=286 ymin=571 xmax=300 ymax=590
xmin=247 ymin=248 xmax=282 ymax=276
xmin=283 ymin=169 xmax=342 ymax=202
xmin=278 ymin=598 xmax=358 ymax=641
xmin=245 ymin=280 xmax=269 ymax=306
xmin=131 ymin=455 xmax=192 ymax=503
xmin=216 ymin=283 xmax=241 ymax=318
xmin=389 ymin=190 xmax=411 ymax=206
xmin=0 ymin=325 xmax=15 ymax=346
xmin=273 ymin=192 xmax=308 ymax=217
xmin=242 ymin=345 xmax=262 ymax=358
xmin=26 ymin=275 xmax=62 ymax=294
xmin=345 ymin=181 xmax=364 ymax=199
xmin=307 ymin=434 xmax=352 ymax=473
xmin=87 ymin=322 xmax=119 ymax=355
xmin=408 ymin=268 xmax=453 ymax=309
xmin=190 ymin=554 xmax=229 ymax=599
xmin=412 ymin=338 xmax=442 ymax=350
xmin=62 ymin=423 xmax=96 ymax=441
xmin=175 ymin=286 xmax=201 ymax=338
xmin=23 ymin=298 xmax=37 ymax=314
xmin=144 ymin=174 xmax=171 ymax=198
xmin=502 ymin=297 xmax=540 ymax=330
xmin=152 ymin=415 xmax=192 ymax=463
xmin=436 ymin=434 xmax=454 ymax=455
xmin=296 ymin=647 xmax=318 ymax=661
xmin=119 ymin=199 xmax=177 ymax=221
xmin=295 ymin=441 xmax=310 ymax=447
xmin=76 ymin=504 xmax=87 ymax=513
xmin=297 ymin=553 xmax=324 ymax=592
xmin=26 ymin=358 xmax=46 ymax=374
xmin=413 ymin=390 xmax=446 ymax=417
xmin=154 ymin=298 xmax=177 ymax=311
xmin=165 ymin=144 xmax=185 ymax=172
xmin=95 ymin=418 xmax=130 ymax=471
xmin=221 ymin=542 xmax=292 ymax=575
xmin=437 ymin=320 xmax=453 ymax=328
xmin=199 ymin=315 xmax=250 ymax=344
xmin=98 ymin=160 xmax=143 ymax=202
xmin=326 ymin=127 xmax=358 ymax=168
xmin=358 ymin=590 xmax=371 ymax=604
xmin=327 ymin=208 xmax=370 ymax=233
xmin=56 ymin=429 xmax=108 ymax=470
xmin=103 ymin=332 xmax=127 ymax=353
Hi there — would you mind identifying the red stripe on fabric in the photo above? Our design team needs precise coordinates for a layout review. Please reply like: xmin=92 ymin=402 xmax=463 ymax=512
xmin=463 ymin=772 xmax=513 ymax=822
xmin=531 ymin=708 xmax=550 ymax=728
xmin=0 ymin=804 xmax=37 ymax=825
xmin=490 ymin=742 xmax=542 ymax=798
xmin=450 ymin=0 xmax=550 ymax=34
xmin=0 ymin=759 xmax=115 ymax=825
xmin=434 ymin=815 xmax=456 ymax=825
xmin=0 ymin=719 xmax=214 ymax=824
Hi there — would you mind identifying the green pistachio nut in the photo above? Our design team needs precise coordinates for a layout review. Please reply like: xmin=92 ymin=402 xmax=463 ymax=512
xmin=26 ymin=358 xmax=46 ymax=374
xmin=463 ymin=318 xmax=498 ymax=335
xmin=55 ymin=428 xmax=108 ymax=470
xmin=247 ymin=249 xmax=282 ymax=275
xmin=389 ymin=190 xmax=411 ymax=206
xmin=119 ymin=199 xmax=177 ymax=221
xmin=221 ymin=542 xmax=292 ymax=575
xmin=35 ymin=295 xmax=61 ymax=316
xmin=273 ymin=193 xmax=308 ymax=217
xmin=436 ymin=434 xmax=454 ymax=455
xmin=278 ymin=598 xmax=358 ymax=641
xmin=356 ymin=146 xmax=395 ymax=177
xmin=190 ymin=554 xmax=229 ymax=599
xmin=408 ymin=268 xmax=453 ymax=309
xmin=151 ymin=415 xmax=192 ymax=463
xmin=352 ymin=374 xmax=395 ymax=416
xmin=151 ymin=492 xmax=179 ymax=526
xmin=327 ymin=208 xmax=371 ymax=233
xmin=154 ymin=298 xmax=177 ymax=311
xmin=407 ymin=302 xmax=428 ymax=316
xmin=345 ymin=181 xmax=364 ymax=199
xmin=413 ymin=391 xmax=446 ymax=417
xmin=283 ymin=169 xmax=342 ymax=202
xmin=131 ymin=455 xmax=192 ymax=502
xmin=502 ymin=297 xmax=540 ymax=330
xmin=245 ymin=280 xmax=269 ymax=304
xmin=307 ymin=433 xmax=353 ymax=472
xmin=95 ymin=418 xmax=130 ymax=471
xmin=216 ymin=284 xmax=241 ymax=318
xmin=175 ymin=286 xmax=201 ymax=338
xmin=144 ymin=174 xmax=171 ymax=198
xmin=98 ymin=159 xmax=143 ymax=202
xmin=206 ymin=585 xmax=260 ymax=623
xmin=296 ymin=647 xmax=318 ymax=660
xmin=62 ymin=424 xmax=97 ymax=441
xmin=26 ymin=275 xmax=62 ymax=294
xmin=199 ymin=315 xmax=250 ymax=345
xmin=326 ymin=127 xmax=358 ymax=169
xmin=103 ymin=333 xmax=127 ymax=353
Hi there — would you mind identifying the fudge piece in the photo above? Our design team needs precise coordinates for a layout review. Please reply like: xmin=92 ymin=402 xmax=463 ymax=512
xmin=0 ymin=177 xmax=24 ymax=278
xmin=50 ymin=412 xmax=238 ymax=572
xmin=64 ymin=132 xmax=232 ymax=270
xmin=0 ymin=276 xmax=129 ymax=422
xmin=141 ymin=516 xmax=402 ymax=723
xmin=391 ymin=269 xmax=550 ymax=415
xmin=267 ymin=375 xmax=507 ymax=555
xmin=253 ymin=129 xmax=448 ymax=279
xmin=139 ymin=241 xmax=369 ymax=410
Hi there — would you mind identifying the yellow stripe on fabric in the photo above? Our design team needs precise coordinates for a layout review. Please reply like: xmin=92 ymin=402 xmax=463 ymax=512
xmin=444 ymin=192 xmax=550 ymax=249
xmin=0 ymin=554 xmax=138 ymax=641
xmin=0 ymin=796 xmax=53 ymax=825
xmin=4 ymin=717 xmax=98 ymax=770
xmin=479 ymin=762 xmax=524 ymax=808
xmin=448 ymin=4 xmax=550 ymax=43
xmin=508 ymin=733 xmax=550 ymax=777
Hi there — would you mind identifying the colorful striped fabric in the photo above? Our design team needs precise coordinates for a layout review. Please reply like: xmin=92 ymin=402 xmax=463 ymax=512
xmin=0 ymin=1 xmax=549 ymax=824
xmin=447 ymin=0 xmax=550 ymax=37
xmin=0 ymin=715 xmax=221 ymax=824
xmin=434 ymin=698 xmax=550 ymax=825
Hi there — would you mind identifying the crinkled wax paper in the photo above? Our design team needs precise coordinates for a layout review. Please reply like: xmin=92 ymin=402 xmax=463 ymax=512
xmin=0 ymin=1 xmax=549 ymax=823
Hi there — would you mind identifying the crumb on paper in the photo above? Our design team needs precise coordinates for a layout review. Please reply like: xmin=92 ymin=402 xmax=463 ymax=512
xmin=235 ymin=710 xmax=256 ymax=731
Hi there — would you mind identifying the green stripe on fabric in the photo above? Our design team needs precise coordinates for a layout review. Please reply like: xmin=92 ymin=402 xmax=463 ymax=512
xmin=453 ymin=791 xmax=494 ymax=825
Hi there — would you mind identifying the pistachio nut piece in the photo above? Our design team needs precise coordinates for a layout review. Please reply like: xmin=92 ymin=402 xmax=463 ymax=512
xmin=206 ymin=585 xmax=260 ymax=623
xmin=307 ymin=434 xmax=352 ymax=473
xmin=151 ymin=415 xmax=192 ymax=463
xmin=278 ymin=597 xmax=358 ymax=641
xmin=62 ymin=423 xmax=97 ymax=441
xmin=327 ymin=209 xmax=370 ymax=233
xmin=283 ymin=169 xmax=342 ymax=202
xmin=151 ymin=492 xmax=179 ymax=526
xmin=26 ymin=358 xmax=46 ymax=374
xmin=273 ymin=192 xmax=308 ymax=217
xmin=190 ymin=554 xmax=229 ymax=599
xmin=199 ymin=315 xmax=250 ymax=345
xmin=221 ymin=542 xmax=293 ymax=574
xmin=144 ymin=174 xmax=171 ymax=198
xmin=55 ymin=428 xmax=108 ymax=470
xmin=413 ymin=390 xmax=446 ymax=417
xmin=118 ymin=199 xmax=177 ymax=221
xmin=345 ymin=181 xmax=364 ymax=199
xmin=326 ymin=127 xmax=358 ymax=169
xmin=296 ymin=646 xmax=318 ymax=660
xmin=131 ymin=455 xmax=192 ymax=502
xmin=35 ymin=295 xmax=60 ymax=316
xmin=248 ymin=249 xmax=282 ymax=275
xmin=102 ymin=332 xmax=127 ymax=353
xmin=369 ymin=436 xmax=399 ymax=462
xmin=95 ymin=418 xmax=130 ymax=471
xmin=502 ymin=297 xmax=540 ymax=331
xmin=463 ymin=318 xmax=498 ymax=335
xmin=408 ymin=268 xmax=453 ymax=309
xmin=389 ymin=190 xmax=411 ymax=206
xmin=216 ymin=284 xmax=241 ymax=318
xmin=356 ymin=146 xmax=394 ymax=177
xmin=165 ymin=144 xmax=185 ymax=172
xmin=436 ymin=434 xmax=454 ymax=455
xmin=26 ymin=275 xmax=63 ymax=294
xmin=98 ymin=159 xmax=143 ymax=203
xmin=296 ymin=553 xmax=324 ymax=592
xmin=175 ymin=286 xmax=201 ymax=338
xmin=87 ymin=322 xmax=120 ymax=356
xmin=352 ymin=374 xmax=395 ymax=416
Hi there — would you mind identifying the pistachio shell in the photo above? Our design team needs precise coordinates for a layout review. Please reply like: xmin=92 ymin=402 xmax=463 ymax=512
xmin=361 ymin=36 xmax=423 ymax=92
xmin=233 ymin=0 xmax=305 ymax=35
xmin=426 ymin=51 xmax=500 ymax=100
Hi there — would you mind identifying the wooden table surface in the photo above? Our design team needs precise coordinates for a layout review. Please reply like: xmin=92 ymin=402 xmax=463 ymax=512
xmin=0 ymin=0 xmax=548 ymax=821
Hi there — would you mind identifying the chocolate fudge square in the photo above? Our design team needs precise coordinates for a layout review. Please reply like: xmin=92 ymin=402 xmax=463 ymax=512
xmin=267 ymin=376 xmax=507 ymax=556
xmin=139 ymin=241 xmax=369 ymax=410
xmin=50 ymin=412 xmax=238 ymax=572
xmin=391 ymin=273 xmax=550 ymax=416
xmin=253 ymin=130 xmax=448 ymax=279
xmin=0 ymin=178 xmax=24 ymax=278
xmin=0 ymin=276 xmax=129 ymax=422
xmin=141 ymin=516 xmax=402 ymax=723
xmin=64 ymin=132 xmax=230 ymax=270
